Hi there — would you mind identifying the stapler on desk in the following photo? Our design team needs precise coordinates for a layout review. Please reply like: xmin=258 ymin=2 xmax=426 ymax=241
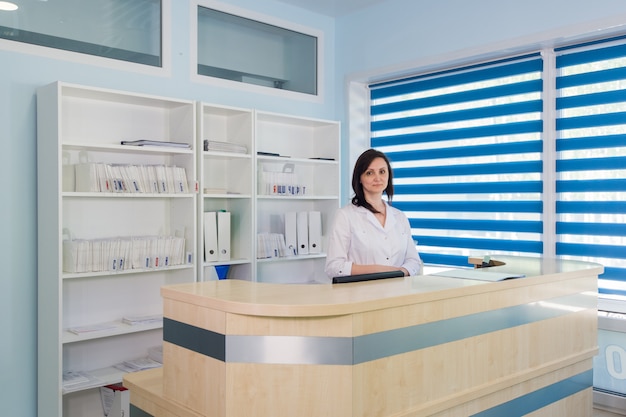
xmin=468 ymin=256 xmax=506 ymax=269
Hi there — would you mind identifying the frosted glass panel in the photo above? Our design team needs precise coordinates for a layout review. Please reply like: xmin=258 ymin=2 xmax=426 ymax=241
xmin=0 ymin=0 xmax=161 ymax=66
xmin=197 ymin=6 xmax=317 ymax=95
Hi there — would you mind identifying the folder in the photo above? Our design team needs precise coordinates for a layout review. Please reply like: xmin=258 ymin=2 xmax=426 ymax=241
xmin=296 ymin=211 xmax=309 ymax=255
xmin=217 ymin=211 xmax=231 ymax=261
xmin=308 ymin=211 xmax=322 ymax=254
xmin=204 ymin=212 xmax=218 ymax=262
xmin=284 ymin=211 xmax=298 ymax=256
xmin=100 ymin=383 xmax=129 ymax=417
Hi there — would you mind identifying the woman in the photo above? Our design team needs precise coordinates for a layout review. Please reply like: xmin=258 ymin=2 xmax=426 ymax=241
xmin=324 ymin=148 xmax=422 ymax=278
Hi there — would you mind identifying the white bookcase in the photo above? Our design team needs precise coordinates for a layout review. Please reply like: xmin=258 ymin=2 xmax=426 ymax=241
xmin=254 ymin=111 xmax=340 ymax=283
xmin=37 ymin=83 xmax=340 ymax=416
xmin=37 ymin=82 xmax=197 ymax=417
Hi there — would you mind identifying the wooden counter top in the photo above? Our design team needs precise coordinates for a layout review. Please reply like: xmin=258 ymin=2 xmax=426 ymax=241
xmin=161 ymin=256 xmax=602 ymax=317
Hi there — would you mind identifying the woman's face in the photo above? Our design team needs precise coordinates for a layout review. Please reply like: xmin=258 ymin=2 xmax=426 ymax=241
xmin=360 ymin=157 xmax=389 ymax=195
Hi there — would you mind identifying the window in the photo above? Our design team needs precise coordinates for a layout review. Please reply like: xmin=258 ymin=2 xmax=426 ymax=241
xmin=556 ymin=37 xmax=626 ymax=298
xmin=370 ymin=54 xmax=544 ymax=268
xmin=370 ymin=37 xmax=626 ymax=298
xmin=0 ymin=0 xmax=162 ymax=66
xmin=196 ymin=6 xmax=318 ymax=95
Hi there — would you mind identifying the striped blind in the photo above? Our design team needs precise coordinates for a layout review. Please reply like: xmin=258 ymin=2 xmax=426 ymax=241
xmin=556 ymin=37 xmax=626 ymax=296
xmin=370 ymin=54 xmax=544 ymax=267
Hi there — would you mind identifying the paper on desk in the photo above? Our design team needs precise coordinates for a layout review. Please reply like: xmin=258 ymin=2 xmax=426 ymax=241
xmin=430 ymin=269 xmax=525 ymax=282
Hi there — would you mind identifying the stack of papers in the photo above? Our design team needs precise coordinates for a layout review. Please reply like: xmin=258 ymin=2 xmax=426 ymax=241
xmin=122 ymin=314 xmax=163 ymax=326
xmin=114 ymin=357 xmax=162 ymax=373
xmin=204 ymin=140 xmax=247 ymax=154
xmin=62 ymin=371 xmax=103 ymax=392
xmin=430 ymin=269 xmax=525 ymax=282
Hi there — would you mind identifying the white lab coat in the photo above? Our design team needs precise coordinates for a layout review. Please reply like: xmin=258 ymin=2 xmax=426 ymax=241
xmin=324 ymin=202 xmax=422 ymax=278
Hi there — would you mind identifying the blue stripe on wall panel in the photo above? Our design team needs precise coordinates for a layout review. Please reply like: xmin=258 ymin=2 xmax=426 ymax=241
xmin=371 ymin=80 xmax=542 ymax=115
xmin=394 ymin=201 xmax=542 ymax=213
xmin=557 ymin=67 xmax=626 ymax=89
xmin=557 ymin=201 xmax=626 ymax=214
xmin=393 ymin=160 xmax=542 ymax=178
xmin=371 ymin=57 xmax=542 ymax=98
xmin=371 ymin=101 xmax=542 ymax=132
xmin=556 ymin=134 xmax=626 ymax=151
xmin=557 ymin=156 xmax=626 ymax=172
xmin=556 ymin=242 xmax=626 ymax=259
xmin=557 ymin=221 xmax=626 ymax=236
xmin=421 ymin=253 xmax=471 ymax=267
xmin=557 ymin=112 xmax=626 ymax=130
xmin=371 ymin=121 xmax=542 ymax=145
xmin=396 ymin=181 xmax=542 ymax=195
xmin=470 ymin=370 xmax=592 ymax=417
xmin=415 ymin=236 xmax=542 ymax=253
xmin=557 ymin=179 xmax=626 ymax=193
xmin=386 ymin=141 xmax=543 ymax=162
xmin=411 ymin=218 xmax=542 ymax=233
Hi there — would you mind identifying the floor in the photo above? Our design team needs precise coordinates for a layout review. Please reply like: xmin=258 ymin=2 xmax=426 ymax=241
xmin=595 ymin=408 xmax=625 ymax=417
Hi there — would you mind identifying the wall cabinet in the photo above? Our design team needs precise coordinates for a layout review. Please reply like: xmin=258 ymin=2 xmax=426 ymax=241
xmin=37 ymin=82 xmax=197 ymax=417
xmin=37 ymin=82 xmax=340 ymax=417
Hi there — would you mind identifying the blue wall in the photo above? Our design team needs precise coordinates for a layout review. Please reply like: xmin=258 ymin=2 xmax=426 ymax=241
xmin=3 ymin=1 xmax=626 ymax=416
xmin=0 ymin=1 xmax=334 ymax=416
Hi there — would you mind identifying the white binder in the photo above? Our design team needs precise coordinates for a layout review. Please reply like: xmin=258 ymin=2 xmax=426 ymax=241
xmin=284 ymin=211 xmax=298 ymax=256
xmin=296 ymin=211 xmax=309 ymax=255
xmin=217 ymin=211 xmax=231 ymax=261
xmin=308 ymin=211 xmax=322 ymax=254
xmin=204 ymin=211 xmax=218 ymax=262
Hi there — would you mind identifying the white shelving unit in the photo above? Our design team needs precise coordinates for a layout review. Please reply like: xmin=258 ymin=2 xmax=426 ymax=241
xmin=37 ymin=82 xmax=197 ymax=417
xmin=197 ymin=103 xmax=254 ymax=281
xmin=254 ymin=111 xmax=340 ymax=283
xmin=197 ymin=106 xmax=341 ymax=283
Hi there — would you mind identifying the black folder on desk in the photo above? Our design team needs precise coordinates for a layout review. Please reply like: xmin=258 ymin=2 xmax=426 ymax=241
xmin=332 ymin=270 xmax=404 ymax=284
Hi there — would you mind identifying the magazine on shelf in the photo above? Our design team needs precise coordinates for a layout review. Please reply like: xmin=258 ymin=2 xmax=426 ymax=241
xmin=121 ymin=139 xmax=190 ymax=149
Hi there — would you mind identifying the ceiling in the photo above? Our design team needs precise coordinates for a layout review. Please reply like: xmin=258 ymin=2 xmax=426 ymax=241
xmin=274 ymin=0 xmax=389 ymax=17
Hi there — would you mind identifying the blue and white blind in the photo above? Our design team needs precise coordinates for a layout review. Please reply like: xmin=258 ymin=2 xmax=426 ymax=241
xmin=370 ymin=54 xmax=544 ymax=267
xmin=556 ymin=37 xmax=626 ymax=296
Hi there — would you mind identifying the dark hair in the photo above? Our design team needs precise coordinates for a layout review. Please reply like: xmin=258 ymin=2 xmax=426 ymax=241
xmin=351 ymin=148 xmax=394 ymax=213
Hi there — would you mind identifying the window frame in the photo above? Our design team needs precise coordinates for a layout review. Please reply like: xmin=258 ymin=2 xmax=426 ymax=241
xmin=0 ymin=0 xmax=171 ymax=76
xmin=367 ymin=35 xmax=626 ymax=307
xmin=189 ymin=0 xmax=325 ymax=103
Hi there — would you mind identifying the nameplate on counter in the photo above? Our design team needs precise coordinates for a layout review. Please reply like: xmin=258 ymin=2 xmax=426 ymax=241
xmin=430 ymin=269 xmax=525 ymax=282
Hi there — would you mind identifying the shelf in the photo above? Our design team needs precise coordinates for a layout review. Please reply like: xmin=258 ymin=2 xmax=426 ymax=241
xmin=62 ymin=264 xmax=194 ymax=280
xmin=203 ymin=258 xmax=251 ymax=267
xmin=201 ymin=193 xmax=252 ymax=199
xmin=256 ymin=253 xmax=327 ymax=263
xmin=62 ymin=192 xmax=196 ymax=199
xmin=257 ymin=155 xmax=338 ymax=165
xmin=63 ymin=142 xmax=194 ymax=155
xmin=203 ymin=150 xmax=252 ymax=159
xmin=257 ymin=195 xmax=338 ymax=201
xmin=62 ymin=366 xmax=132 ymax=395
xmin=63 ymin=320 xmax=163 ymax=344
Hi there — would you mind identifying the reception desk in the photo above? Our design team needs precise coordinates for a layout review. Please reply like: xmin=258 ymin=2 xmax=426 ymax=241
xmin=124 ymin=256 xmax=601 ymax=417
